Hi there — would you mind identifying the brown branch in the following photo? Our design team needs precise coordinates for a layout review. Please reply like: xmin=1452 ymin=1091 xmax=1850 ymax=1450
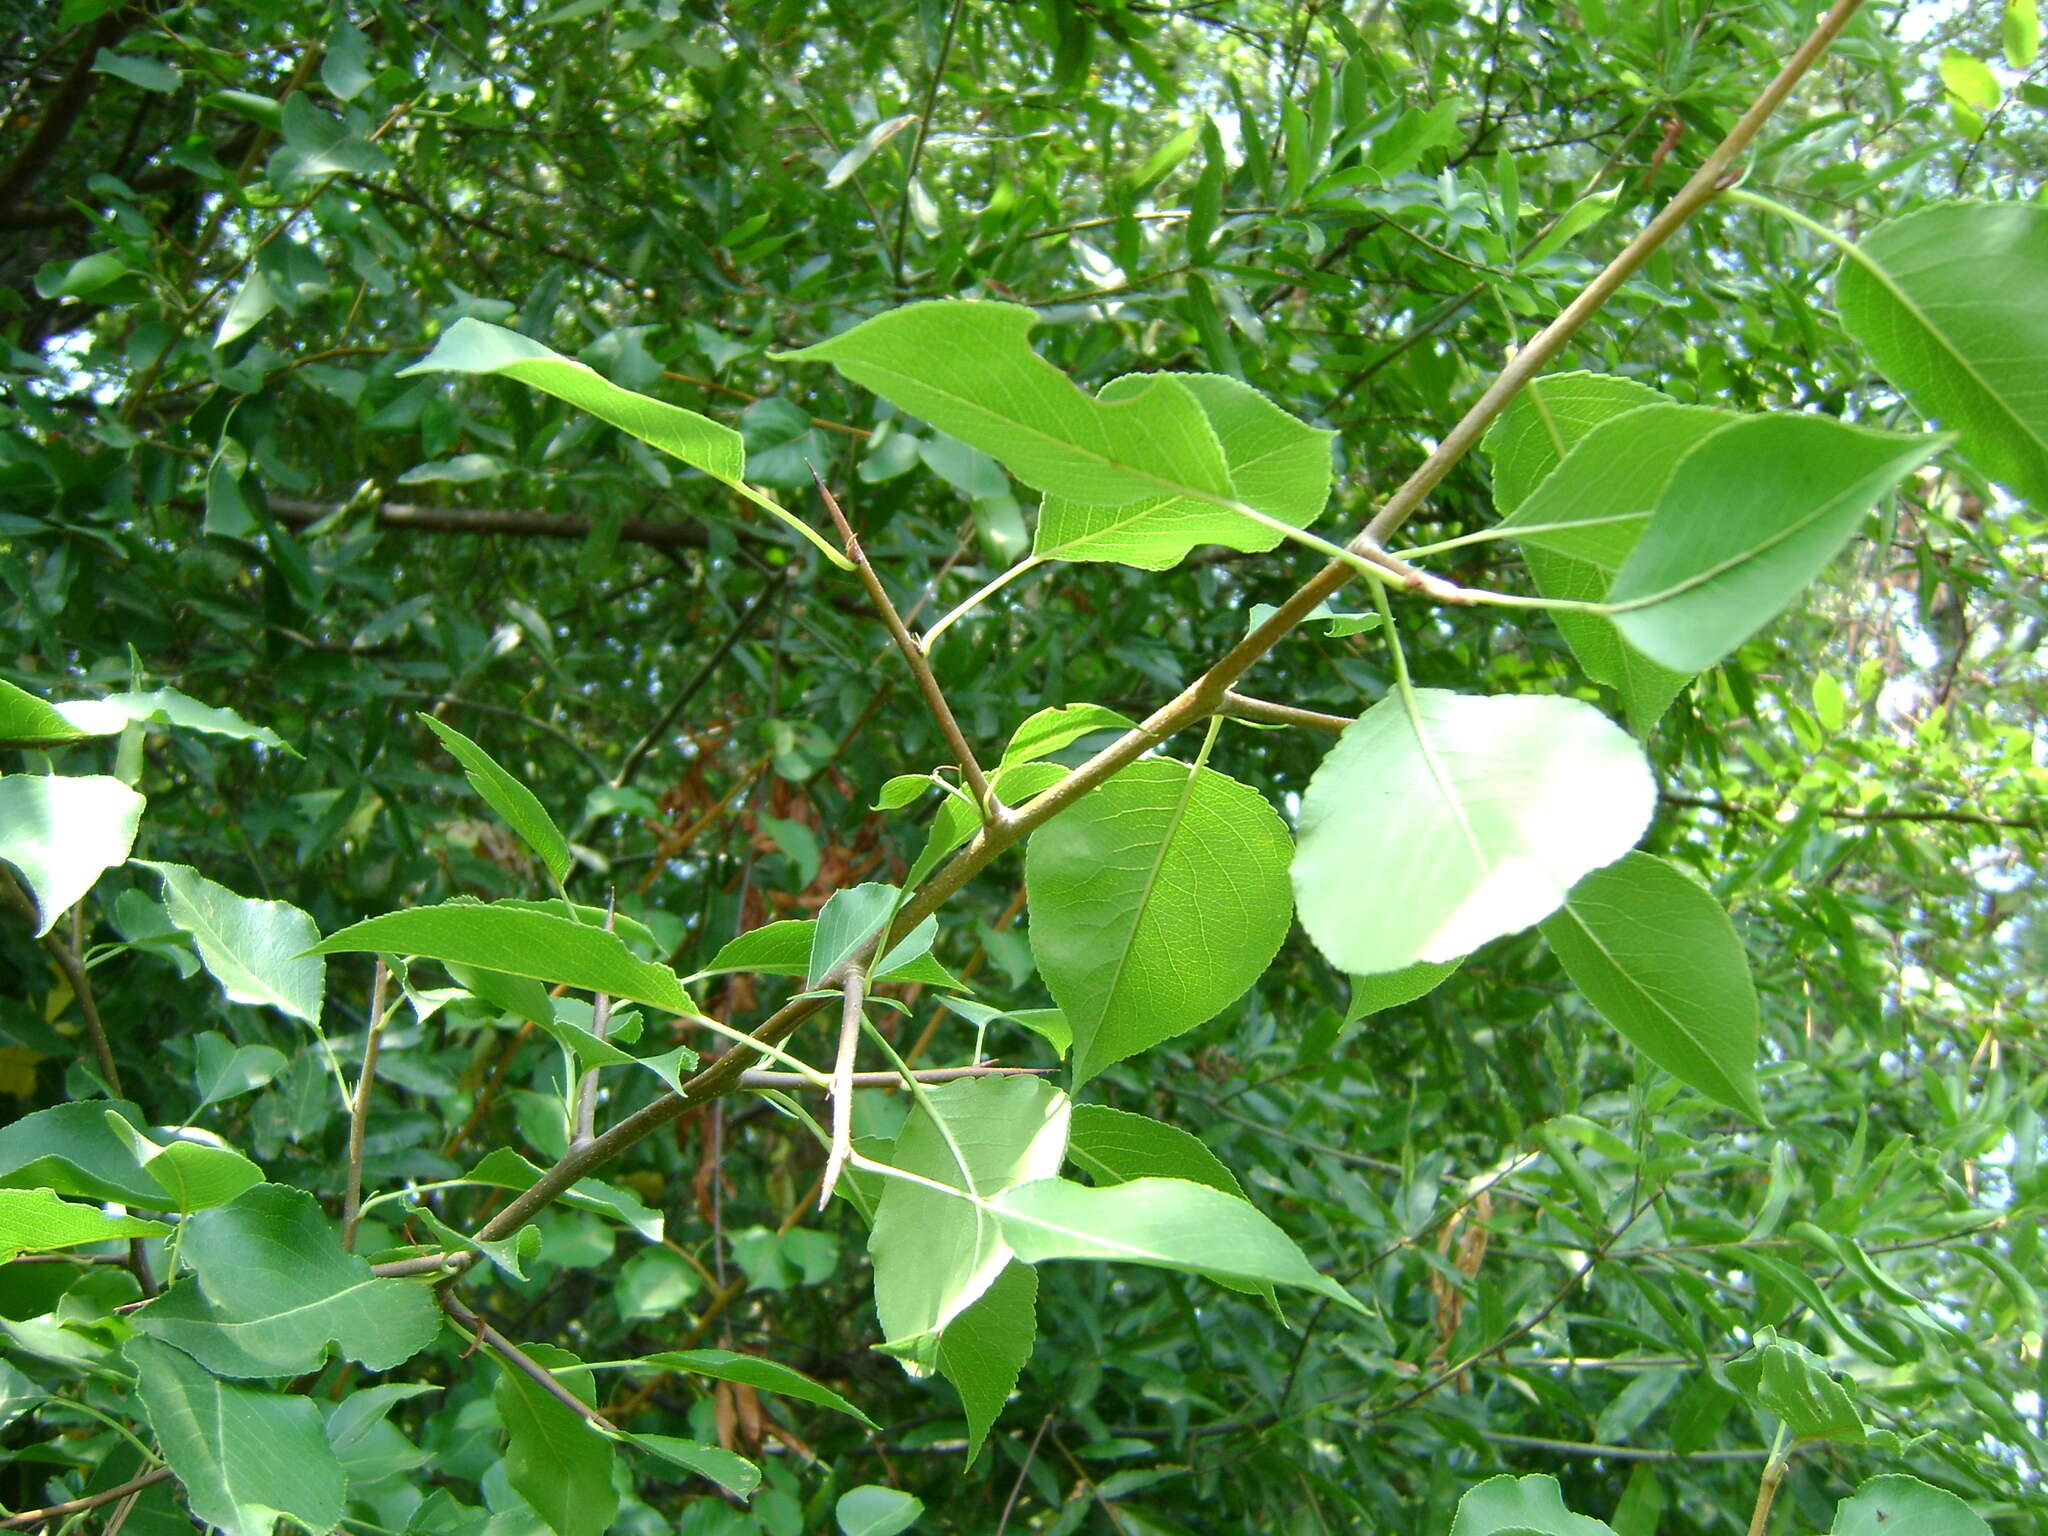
xmin=0 ymin=6 xmax=137 ymax=215
xmin=268 ymin=497 xmax=714 ymax=550
xmin=1 ymin=870 xmax=121 ymax=1093
xmin=614 ymin=573 xmax=783 ymax=791
xmin=0 ymin=1468 xmax=172 ymax=1530
xmin=1219 ymin=692 xmax=1353 ymax=733
xmin=812 ymin=467 xmax=995 ymax=812
xmin=741 ymin=1064 xmax=1050 ymax=1090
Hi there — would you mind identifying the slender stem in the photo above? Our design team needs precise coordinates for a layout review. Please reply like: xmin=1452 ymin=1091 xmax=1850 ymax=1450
xmin=0 ymin=1468 xmax=173 ymax=1531
xmin=1362 ymin=0 xmax=1868 ymax=549
xmin=614 ymin=573 xmax=783 ymax=790
xmin=922 ymin=554 xmax=1047 ymax=649
xmin=2 ymin=872 xmax=123 ymax=1093
xmin=1219 ymin=692 xmax=1353 ymax=733
xmin=442 ymin=1293 xmax=619 ymax=1433
xmin=890 ymin=0 xmax=968 ymax=284
xmin=571 ymin=903 xmax=619 ymax=1148
xmin=1398 ymin=510 xmax=1648 ymax=560
xmin=741 ymin=1064 xmax=1050 ymax=1090
xmin=819 ymin=964 xmax=868 ymax=1208
xmin=1747 ymin=1430 xmax=1792 ymax=1536
xmin=812 ymin=466 xmax=995 ymax=812
xmin=342 ymin=959 xmax=391 ymax=1251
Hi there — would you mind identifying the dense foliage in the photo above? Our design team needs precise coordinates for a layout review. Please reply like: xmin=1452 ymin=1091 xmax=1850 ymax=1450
xmin=2 ymin=2 xmax=2045 ymax=1535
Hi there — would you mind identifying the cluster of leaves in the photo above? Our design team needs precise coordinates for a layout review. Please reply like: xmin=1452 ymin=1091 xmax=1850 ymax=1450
xmin=3 ymin=1 xmax=2046 ymax=1534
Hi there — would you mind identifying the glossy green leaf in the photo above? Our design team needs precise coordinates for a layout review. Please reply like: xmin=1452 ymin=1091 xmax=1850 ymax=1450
xmin=869 ymin=1076 xmax=1070 ymax=1365
xmin=1540 ymin=852 xmax=1764 ymax=1121
xmin=637 ymin=1348 xmax=875 ymax=1425
xmin=697 ymin=915 xmax=961 ymax=991
xmin=1830 ymin=1476 xmax=1989 ymax=1536
xmin=466 ymin=1148 xmax=664 ymax=1241
xmin=1498 ymin=402 xmax=1726 ymax=733
xmin=105 ymin=1115 xmax=265 ymax=1212
xmin=0 ymin=678 xmax=105 ymax=747
xmin=1835 ymin=202 xmax=2047 ymax=507
xmin=1481 ymin=371 xmax=1674 ymax=516
xmin=990 ymin=1176 xmax=1363 ymax=1311
xmin=810 ymin=881 xmax=898 ymax=985
xmin=0 ymin=774 xmax=144 ymax=935
xmin=1065 ymin=1103 xmax=1246 ymax=1198
xmin=1725 ymin=1327 xmax=1864 ymax=1443
xmin=1449 ymin=1473 xmax=1616 ymax=1536
xmin=1607 ymin=416 xmax=1938 ymax=672
xmin=1293 ymin=690 xmax=1655 ymax=976
xmin=934 ymin=1260 xmax=1036 ymax=1466
xmin=0 ymin=1188 xmax=168 ymax=1261
xmin=192 ymin=1032 xmax=288 ymax=1108
xmin=628 ymin=1433 xmax=761 ymax=1496
xmin=92 ymin=47 xmax=182 ymax=93
xmin=1345 ymin=958 xmax=1460 ymax=1021
xmin=127 ymin=1335 xmax=347 ymax=1536
xmin=493 ymin=1342 xmax=617 ymax=1536
xmin=1034 ymin=373 xmax=1334 ymax=570
xmin=781 ymin=301 xmax=1234 ymax=507
xmin=998 ymin=703 xmax=1138 ymax=768
xmin=399 ymin=318 xmax=847 ymax=567
xmin=138 ymin=861 xmax=325 ymax=1025
xmin=132 ymin=1184 xmax=440 ymax=1375
xmin=420 ymin=714 xmax=571 ymax=884
xmin=1027 ymin=759 xmax=1293 ymax=1084
xmin=837 ymin=1486 xmax=925 ymax=1536
xmin=0 ymin=1101 xmax=164 ymax=1205
xmin=312 ymin=901 xmax=694 ymax=1015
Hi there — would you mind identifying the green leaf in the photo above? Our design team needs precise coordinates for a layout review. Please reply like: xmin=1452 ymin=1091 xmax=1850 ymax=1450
xmin=1482 ymin=372 xmax=1675 ymax=517
xmin=990 ymin=1176 xmax=1363 ymax=1312
xmin=192 ymin=1032 xmax=289 ymax=1108
xmin=1521 ymin=188 xmax=1620 ymax=267
xmin=92 ymin=47 xmax=182 ymax=93
xmin=934 ymin=1260 xmax=1036 ymax=1466
xmin=906 ymin=760 xmax=1066 ymax=895
xmin=1607 ymin=415 xmax=1938 ymax=672
xmin=311 ymin=901 xmax=694 ymax=1015
xmin=420 ymin=714 xmax=572 ymax=884
xmin=1830 ymin=1476 xmax=1990 ymax=1536
xmin=137 ymin=862 xmax=325 ymax=1025
xmin=1345 ymin=958 xmax=1459 ymax=1022
xmin=1835 ymin=202 xmax=2048 ymax=509
xmin=810 ymin=881 xmax=898 ymax=985
xmin=215 ymin=269 xmax=279 ymax=348
xmin=636 ymin=1347 xmax=875 ymax=1426
xmin=399 ymin=318 xmax=847 ymax=567
xmin=627 ymin=1433 xmax=761 ymax=1496
xmin=104 ymin=1116 xmax=265 ymax=1212
xmin=493 ymin=1343 xmax=617 ymax=1536
xmin=322 ymin=19 xmax=375 ymax=100
xmin=1724 ymin=1327 xmax=1865 ymax=1444
xmin=1293 ymin=690 xmax=1655 ymax=976
xmin=0 ymin=774 xmax=144 ymax=935
xmin=836 ymin=1486 xmax=925 ymax=1536
xmin=1034 ymin=373 xmax=1334 ymax=570
xmin=1498 ymin=402 xmax=1727 ymax=734
xmin=697 ymin=915 xmax=962 ymax=991
xmin=126 ymin=1335 xmax=347 ymax=1536
xmin=0 ymin=1101 xmax=165 ymax=1205
xmin=1065 ymin=1103 xmax=1246 ymax=1199
xmin=1449 ymin=1473 xmax=1617 ymax=1536
xmin=0 ymin=1188 xmax=168 ymax=1261
xmin=0 ymin=678 xmax=106 ymax=748
xmin=998 ymin=703 xmax=1139 ymax=769
xmin=869 ymin=1077 xmax=1070 ymax=1364
xmin=2007 ymin=0 xmax=2042 ymax=68
xmin=132 ymin=1184 xmax=440 ymax=1375
xmin=780 ymin=301 xmax=1234 ymax=508
xmin=1540 ymin=853 xmax=1763 ymax=1121
xmin=1363 ymin=97 xmax=1463 ymax=178
xmin=1027 ymin=759 xmax=1293 ymax=1085
xmin=823 ymin=112 xmax=917 ymax=189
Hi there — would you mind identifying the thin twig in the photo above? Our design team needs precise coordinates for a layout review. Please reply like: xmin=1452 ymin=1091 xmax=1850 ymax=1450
xmin=995 ymin=1414 xmax=1054 ymax=1536
xmin=0 ymin=1468 xmax=172 ymax=1530
xmin=890 ymin=0 xmax=967 ymax=284
xmin=1481 ymin=1432 xmax=1769 ymax=1464
xmin=2 ymin=871 xmax=123 ymax=1093
xmin=742 ymin=1064 xmax=1050 ymax=1090
xmin=342 ymin=959 xmax=391 ymax=1251
xmin=614 ymin=573 xmax=784 ymax=790
xmin=811 ymin=466 xmax=996 ymax=812
xmin=571 ymin=903 xmax=619 ymax=1148
xmin=820 ymin=963 xmax=868 ymax=1209
xmin=441 ymin=1293 xmax=618 ymax=1432
xmin=1219 ymin=692 xmax=1353 ymax=733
